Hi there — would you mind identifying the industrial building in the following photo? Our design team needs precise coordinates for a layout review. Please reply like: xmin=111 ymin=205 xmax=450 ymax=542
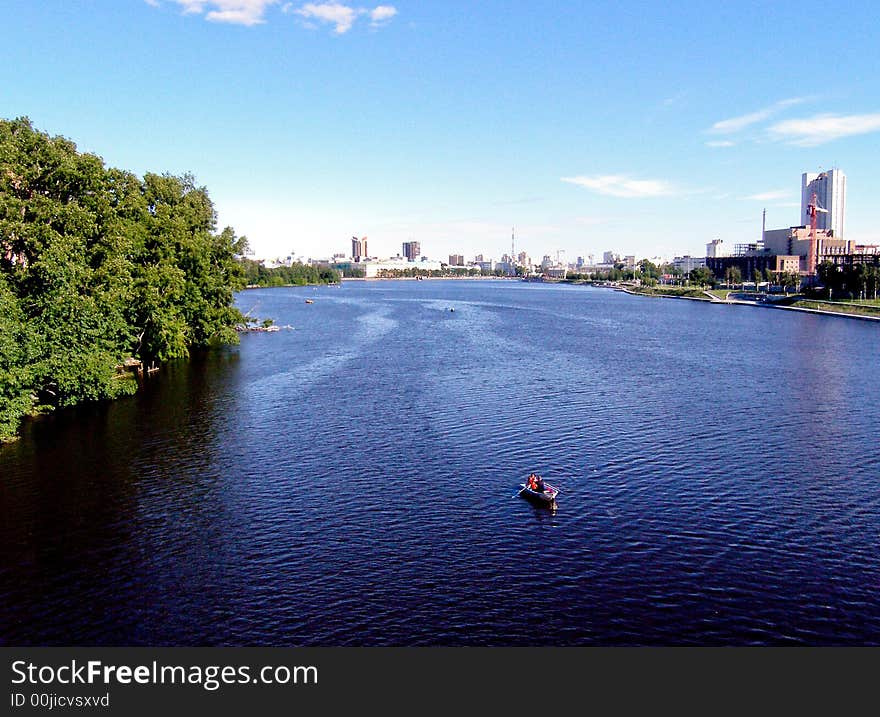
xmin=706 ymin=239 xmax=729 ymax=258
xmin=706 ymin=253 xmax=801 ymax=282
xmin=672 ymin=255 xmax=706 ymax=274
xmin=706 ymin=227 xmax=853 ymax=281
xmin=762 ymin=226 xmax=851 ymax=269
xmin=706 ymin=167 xmax=864 ymax=283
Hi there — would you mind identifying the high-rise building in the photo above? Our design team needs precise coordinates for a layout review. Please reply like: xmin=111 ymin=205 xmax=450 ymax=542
xmin=801 ymin=169 xmax=846 ymax=238
xmin=402 ymin=241 xmax=421 ymax=261
xmin=706 ymin=239 xmax=729 ymax=258
xmin=448 ymin=254 xmax=464 ymax=266
xmin=351 ymin=236 xmax=368 ymax=262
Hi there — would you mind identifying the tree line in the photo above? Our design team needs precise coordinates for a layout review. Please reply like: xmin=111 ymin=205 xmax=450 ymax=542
xmin=240 ymin=258 xmax=339 ymax=286
xmin=0 ymin=117 xmax=249 ymax=442
xmin=816 ymin=261 xmax=880 ymax=300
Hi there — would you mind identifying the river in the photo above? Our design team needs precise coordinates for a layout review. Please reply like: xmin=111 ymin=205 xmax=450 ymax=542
xmin=2 ymin=280 xmax=879 ymax=645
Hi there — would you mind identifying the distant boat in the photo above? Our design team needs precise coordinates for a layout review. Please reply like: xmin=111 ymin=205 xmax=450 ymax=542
xmin=305 ymin=299 xmax=314 ymax=304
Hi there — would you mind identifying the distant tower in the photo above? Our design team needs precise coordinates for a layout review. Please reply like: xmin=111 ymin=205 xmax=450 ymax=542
xmin=762 ymin=208 xmax=766 ymax=245
xmin=402 ymin=241 xmax=421 ymax=261
xmin=352 ymin=236 xmax=368 ymax=262
xmin=801 ymin=169 xmax=846 ymax=237
xmin=511 ymin=227 xmax=516 ymax=266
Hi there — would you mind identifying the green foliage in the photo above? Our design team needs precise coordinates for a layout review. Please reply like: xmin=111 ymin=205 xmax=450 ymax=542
xmin=815 ymin=260 xmax=880 ymax=300
xmin=638 ymin=259 xmax=660 ymax=280
xmin=724 ymin=266 xmax=742 ymax=285
xmin=778 ymin=272 xmax=801 ymax=294
xmin=0 ymin=117 xmax=246 ymax=441
xmin=239 ymin=258 xmax=339 ymax=287
xmin=689 ymin=267 xmax=716 ymax=287
xmin=0 ymin=274 xmax=39 ymax=438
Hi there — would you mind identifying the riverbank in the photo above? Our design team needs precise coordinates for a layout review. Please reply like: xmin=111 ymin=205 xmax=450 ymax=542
xmin=763 ymin=298 xmax=880 ymax=322
xmin=616 ymin=285 xmax=714 ymax=302
xmin=340 ymin=275 xmax=516 ymax=281
xmin=616 ymin=284 xmax=880 ymax=322
xmin=243 ymin=281 xmax=339 ymax=289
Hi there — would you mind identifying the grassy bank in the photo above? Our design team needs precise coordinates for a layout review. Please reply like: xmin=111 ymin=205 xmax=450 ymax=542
xmin=706 ymin=289 xmax=731 ymax=301
xmin=780 ymin=297 xmax=880 ymax=318
xmin=624 ymin=285 xmax=712 ymax=300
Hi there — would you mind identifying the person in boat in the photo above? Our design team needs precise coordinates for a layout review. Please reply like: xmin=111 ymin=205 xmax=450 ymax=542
xmin=527 ymin=474 xmax=538 ymax=491
xmin=534 ymin=475 xmax=546 ymax=493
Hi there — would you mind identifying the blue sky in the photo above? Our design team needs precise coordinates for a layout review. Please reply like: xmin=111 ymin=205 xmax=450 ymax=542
xmin=3 ymin=1 xmax=879 ymax=262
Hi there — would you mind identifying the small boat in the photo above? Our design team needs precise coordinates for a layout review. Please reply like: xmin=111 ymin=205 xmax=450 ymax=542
xmin=519 ymin=479 xmax=559 ymax=506
xmin=305 ymin=299 xmax=314 ymax=304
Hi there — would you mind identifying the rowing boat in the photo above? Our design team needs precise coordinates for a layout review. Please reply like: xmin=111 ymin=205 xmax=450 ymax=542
xmin=519 ymin=481 xmax=559 ymax=506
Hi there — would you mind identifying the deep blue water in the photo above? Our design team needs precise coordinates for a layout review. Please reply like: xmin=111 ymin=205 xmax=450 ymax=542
xmin=2 ymin=279 xmax=880 ymax=645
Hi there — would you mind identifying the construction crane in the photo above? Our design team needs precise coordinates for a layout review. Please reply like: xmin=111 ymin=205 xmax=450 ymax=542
xmin=806 ymin=191 xmax=828 ymax=275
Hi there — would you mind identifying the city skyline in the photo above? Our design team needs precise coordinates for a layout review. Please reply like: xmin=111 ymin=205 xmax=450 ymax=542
xmin=3 ymin=2 xmax=880 ymax=260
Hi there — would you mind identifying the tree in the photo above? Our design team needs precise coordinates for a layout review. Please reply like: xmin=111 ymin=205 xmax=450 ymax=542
xmin=638 ymin=259 xmax=660 ymax=280
xmin=779 ymin=272 xmax=800 ymax=295
xmin=689 ymin=266 xmax=715 ymax=287
xmin=816 ymin=261 xmax=841 ymax=300
xmin=724 ymin=266 xmax=742 ymax=288
xmin=867 ymin=266 xmax=880 ymax=300
xmin=0 ymin=117 xmax=248 ymax=441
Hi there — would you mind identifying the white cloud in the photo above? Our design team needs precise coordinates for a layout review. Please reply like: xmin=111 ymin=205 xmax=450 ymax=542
xmin=154 ymin=0 xmax=397 ymax=29
xmin=295 ymin=3 xmax=359 ymax=33
xmin=369 ymin=5 xmax=397 ymax=25
xmin=291 ymin=3 xmax=397 ymax=33
xmin=767 ymin=112 xmax=880 ymax=146
xmin=561 ymin=175 xmax=675 ymax=199
xmin=708 ymin=97 xmax=807 ymax=135
xmin=740 ymin=190 xmax=791 ymax=201
xmin=168 ymin=0 xmax=278 ymax=25
xmin=705 ymin=140 xmax=735 ymax=148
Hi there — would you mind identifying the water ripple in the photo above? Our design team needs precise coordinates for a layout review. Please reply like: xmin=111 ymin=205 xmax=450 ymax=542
xmin=2 ymin=282 xmax=880 ymax=645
